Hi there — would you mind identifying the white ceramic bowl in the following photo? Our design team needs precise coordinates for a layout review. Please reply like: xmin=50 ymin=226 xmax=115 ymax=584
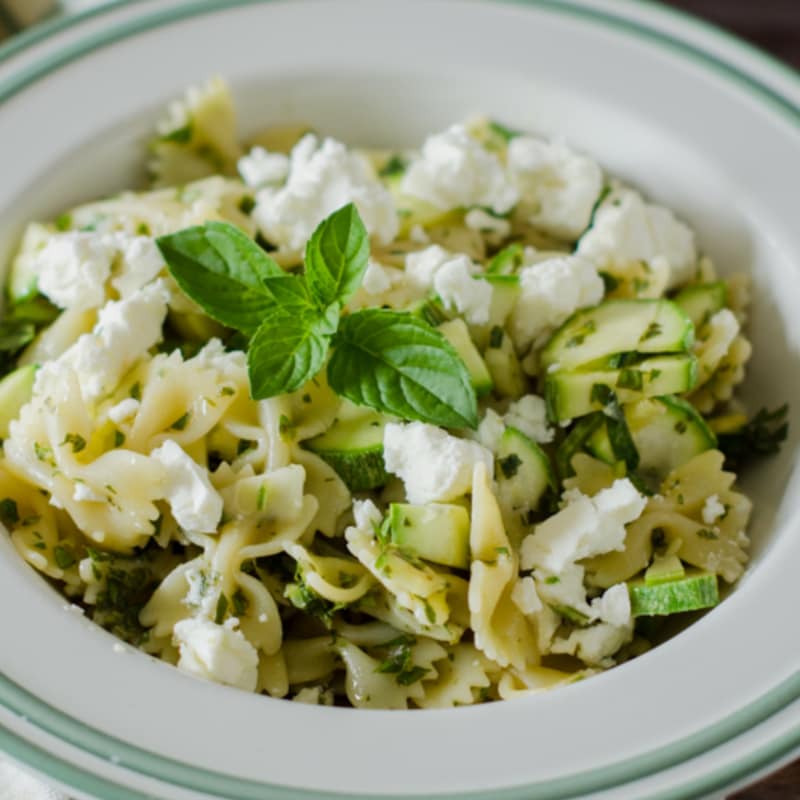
xmin=0 ymin=2 xmax=798 ymax=798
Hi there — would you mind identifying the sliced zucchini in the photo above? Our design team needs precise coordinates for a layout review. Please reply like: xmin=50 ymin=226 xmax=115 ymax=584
xmin=628 ymin=571 xmax=718 ymax=617
xmin=626 ymin=396 xmax=716 ymax=482
xmin=438 ymin=319 xmax=493 ymax=397
xmin=555 ymin=413 xmax=605 ymax=478
xmin=479 ymin=274 xmax=521 ymax=328
xmin=586 ymin=423 xmax=616 ymax=464
xmin=541 ymin=299 xmax=695 ymax=371
xmin=644 ymin=554 xmax=685 ymax=585
xmin=389 ymin=502 xmax=470 ymax=569
xmin=484 ymin=331 xmax=527 ymax=399
xmin=305 ymin=405 xmax=390 ymax=491
xmin=545 ymin=354 xmax=699 ymax=422
xmin=495 ymin=426 xmax=555 ymax=548
xmin=673 ymin=282 xmax=728 ymax=329
xmin=409 ymin=296 xmax=449 ymax=328
xmin=486 ymin=243 xmax=524 ymax=275
xmin=0 ymin=364 xmax=37 ymax=437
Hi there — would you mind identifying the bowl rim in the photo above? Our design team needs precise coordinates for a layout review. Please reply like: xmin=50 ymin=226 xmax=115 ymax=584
xmin=0 ymin=1 xmax=798 ymax=798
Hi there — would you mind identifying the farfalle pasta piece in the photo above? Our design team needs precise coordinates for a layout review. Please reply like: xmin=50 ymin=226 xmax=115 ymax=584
xmin=468 ymin=463 xmax=538 ymax=669
xmin=418 ymin=643 xmax=493 ymax=708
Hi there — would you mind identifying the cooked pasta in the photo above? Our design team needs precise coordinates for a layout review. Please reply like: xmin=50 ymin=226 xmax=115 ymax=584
xmin=0 ymin=78 xmax=784 ymax=709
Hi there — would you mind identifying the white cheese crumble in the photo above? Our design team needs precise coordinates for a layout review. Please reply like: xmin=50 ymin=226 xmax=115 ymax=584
xmin=520 ymin=479 xmax=647 ymax=574
xmin=549 ymin=620 xmax=633 ymax=667
xmin=353 ymin=498 xmax=383 ymax=530
xmin=404 ymin=244 xmax=452 ymax=290
xmin=509 ymin=255 xmax=604 ymax=351
xmin=504 ymin=395 xmax=554 ymax=444
xmin=476 ymin=409 xmax=506 ymax=452
xmin=577 ymin=188 xmax=697 ymax=288
xmin=53 ymin=279 xmax=169 ymax=402
xmin=237 ymin=146 xmax=290 ymax=187
xmin=361 ymin=258 xmax=394 ymax=295
xmin=507 ymin=137 xmax=603 ymax=240
xmin=464 ymin=207 xmax=511 ymax=237
xmin=253 ymin=134 xmax=398 ymax=252
xmin=151 ymin=440 xmax=223 ymax=533
xmin=401 ymin=124 xmax=518 ymax=214
xmin=702 ymin=494 xmax=726 ymax=525
xmin=173 ymin=617 xmax=258 ymax=692
xmin=591 ymin=583 xmax=632 ymax=627
xmin=432 ymin=255 xmax=493 ymax=325
xmin=36 ymin=232 xmax=115 ymax=310
xmin=383 ymin=422 xmax=494 ymax=504
xmin=108 ymin=398 xmax=140 ymax=425
xmin=109 ymin=234 xmax=166 ymax=298
xmin=511 ymin=576 xmax=543 ymax=615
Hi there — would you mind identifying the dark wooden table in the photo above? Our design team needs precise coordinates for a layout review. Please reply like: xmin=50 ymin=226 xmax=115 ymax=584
xmin=659 ymin=5 xmax=799 ymax=798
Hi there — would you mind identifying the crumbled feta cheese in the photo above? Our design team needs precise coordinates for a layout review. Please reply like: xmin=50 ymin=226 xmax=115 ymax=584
xmin=520 ymin=479 xmax=646 ymax=573
xmin=237 ymin=146 xmax=290 ymax=187
xmin=508 ymin=137 xmax=603 ymax=241
xmin=108 ymin=398 xmax=140 ymax=424
xmin=511 ymin=576 xmax=543 ymax=615
xmin=432 ymin=255 xmax=493 ymax=324
xmin=151 ymin=440 xmax=223 ymax=533
xmin=173 ymin=617 xmax=258 ymax=691
xmin=404 ymin=244 xmax=452 ymax=290
xmin=193 ymin=337 xmax=247 ymax=379
xmin=535 ymin=563 xmax=594 ymax=618
xmin=383 ymin=422 xmax=493 ymax=504
xmin=464 ymin=207 xmax=511 ymax=237
xmin=109 ymin=234 xmax=165 ymax=298
xmin=57 ymin=279 xmax=169 ymax=401
xmin=509 ymin=255 xmax=604 ymax=351
xmin=401 ymin=124 xmax=518 ymax=214
xmin=702 ymin=494 xmax=726 ymax=525
xmin=476 ymin=408 xmax=506 ymax=451
xmin=577 ymin=188 xmax=696 ymax=288
xmin=253 ymin=134 xmax=398 ymax=252
xmin=73 ymin=483 xmax=105 ymax=503
xmin=504 ymin=395 xmax=554 ymax=444
xmin=591 ymin=583 xmax=632 ymax=627
xmin=353 ymin=498 xmax=383 ymax=530
xmin=550 ymin=620 xmax=633 ymax=667
xmin=184 ymin=566 xmax=221 ymax=616
xmin=36 ymin=232 xmax=115 ymax=310
xmin=361 ymin=259 xmax=393 ymax=295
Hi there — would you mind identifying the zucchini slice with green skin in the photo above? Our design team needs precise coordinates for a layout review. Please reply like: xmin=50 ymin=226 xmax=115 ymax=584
xmin=541 ymin=299 xmax=695 ymax=371
xmin=389 ymin=502 xmax=470 ymax=569
xmin=555 ymin=412 xmax=606 ymax=478
xmin=438 ymin=319 xmax=493 ymax=397
xmin=495 ymin=426 xmax=556 ymax=548
xmin=628 ymin=570 xmax=718 ymax=616
xmin=627 ymin=396 xmax=717 ymax=482
xmin=486 ymin=243 xmax=524 ymax=276
xmin=305 ymin=406 xmax=390 ymax=491
xmin=0 ymin=364 xmax=37 ymax=438
xmin=545 ymin=354 xmax=699 ymax=422
xmin=673 ymin=282 xmax=728 ymax=329
xmin=484 ymin=330 xmax=527 ymax=399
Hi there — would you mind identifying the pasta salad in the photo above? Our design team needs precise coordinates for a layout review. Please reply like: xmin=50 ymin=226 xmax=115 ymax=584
xmin=0 ymin=79 xmax=787 ymax=708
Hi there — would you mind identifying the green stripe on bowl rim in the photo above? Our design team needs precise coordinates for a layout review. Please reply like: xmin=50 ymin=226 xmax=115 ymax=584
xmin=0 ymin=1 xmax=798 ymax=798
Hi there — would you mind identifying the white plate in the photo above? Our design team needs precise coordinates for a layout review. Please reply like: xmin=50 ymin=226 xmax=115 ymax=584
xmin=0 ymin=1 xmax=798 ymax=798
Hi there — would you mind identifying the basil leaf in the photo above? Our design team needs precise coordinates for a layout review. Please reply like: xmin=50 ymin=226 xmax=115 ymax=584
xmin=247 ymin=304 xmax=339 ymax=399
xmin=327 ymin=309 xmax=478 ymax=429
xmin=262 ymin=274 xmax=316 ymax=311
xmin=304 ymin=203 xmax=369 ymax=308
xmin=157 ymin=222 xmax=284 ymax=334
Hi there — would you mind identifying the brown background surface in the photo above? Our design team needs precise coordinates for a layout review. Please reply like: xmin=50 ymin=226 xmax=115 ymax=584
xmin=659 ymin=4 xmax=799 ymax=798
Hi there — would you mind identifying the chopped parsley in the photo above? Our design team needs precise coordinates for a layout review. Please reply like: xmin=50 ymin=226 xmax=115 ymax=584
xmin=53 ymin=545 xmax=76 ymax=569
xmin=0 ymin=498 xmax=19 ymax=527
xmin=488 ymin=326 xmax=504 ymax=348
xmin=232 ymin=588 xmax=249 ymax=617
xmin=61 ymin=432 xmax=87 ymax=453
xmin=616 ymin=369 xmax=643 ymax=391
xmin=215 ymin=592 xmax=229 ymax=624
xmin=717 ymin=404 xmax=789 ymax=471
xmin=129 ymin=382 xmax=142 ymax=401
xmin=498 ymin=453 xmax=522 ymax=479
xmin=378 ymin=154 xmax=407 ymax=178
xmin=374 ymin=635 xmax=431 ymax=686
xmin=641 ymin=321 xmax=662 ymax=341
xmin=169 ymin=412 xmax=191 ymax=431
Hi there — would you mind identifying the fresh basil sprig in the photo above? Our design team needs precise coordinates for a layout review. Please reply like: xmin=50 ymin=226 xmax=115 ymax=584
xmin=156 ymin=204 xmax=478 ymax=429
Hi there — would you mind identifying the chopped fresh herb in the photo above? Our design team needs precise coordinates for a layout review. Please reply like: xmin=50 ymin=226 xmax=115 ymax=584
xmin=495 ymin=546 xmax=510 ymax=557
xmin=220 ymin=385 xmax=236 ymax=397
xmin=301 ymin=393 xmax=312 ymax=404
xmin=61 ymin=432 xmax=87 ymax=453
xmin=423 ymin=599 xmax=436 ymax=624
xmin=53 ymin=545 xmax=76 ymax=569
xmin=566 ymin=320 xmax=596 ymax=348
xmin=697 ymin=528 xmax=719 ymax=540
xmin=284 ymin=578 xmax=342 ymax=627
xmin=338 ymin=571 xmax=359 ymax=589
xmin=129 ymin=382 xmax=142 ymax=401
xmin=590 ymin=383 xmax=614 ymax=407
xmin=237 ymin=438 xmax=256 ymax=456
xmin=256 ymin=483 xmax=267 ymax=511
xmin=114 ymin=430 xmax=126 ymax=447
xmin=641 ymin=322 xmax=662 ymax=341
xmin=374 ymin=635 xmax=431 ymax=686
xmin=674 ymin=420 xmax=688 ymax=434
xmin=278 ymin=414 xmax=295 ymax=438
xmin=545 ymin=576 xmax=560 ymax=585
xmin=136 ymin=222 xmax=151 ymax=236
xmin=0 ymin=498 xmax=19 ymax=527
xmin=378 ymin=154 xmax=407 ymax=178
xmin=487 ymin=120 xmax=520 ymax=142
xmin=238 ymin=195 xmax=256 ymax=215
xmin=498 ymin=453 xmax=522 ymax=479
xmin=633 ymin=277 xmax=650 ymax=293
xmin=232 ymin=588 xmax=249 ymax=617
xmin=215 ymin=592 xmax=229 ymax=624
xmin=160 ymin=123 xmax=193 ymax=143
xmin=54 ymin=213 xmax=72 ymax=231
xmin=651 ymin=527 xmax=667 ymax=550
xmin=616 ymin=369 xmax=643 ymax=391
xmin=717 ymin=404 xmax=789 ymax=470
xmin=489 ymin=326 xmax=504 ymax=348
xmin=648 ymin=369 xmax=662 ymax=381
xmin=598 ymin=270 xmax=619 ymax=293
xmin=170 ymin=412 xmax=191 ymax=431
xmin=34 ymin=442 xmax=54 ymax=464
